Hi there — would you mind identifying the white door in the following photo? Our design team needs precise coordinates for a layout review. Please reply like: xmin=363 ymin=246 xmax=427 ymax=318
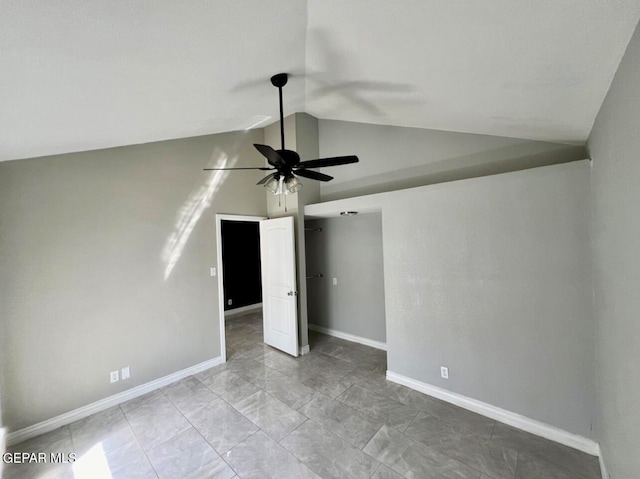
xmin=260 ymin=216 xmax=299 ymax=356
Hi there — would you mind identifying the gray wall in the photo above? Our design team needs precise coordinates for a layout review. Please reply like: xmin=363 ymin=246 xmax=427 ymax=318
xmin=305 ymin=214 xmax=386 ymax=343
xmin=0 ymin=130 xmax=267 ymax=431
xmin=587 ymin=21 xmax=640 ymax=478
xmin=318 ymin=119 xmax=587 ymax=201
xmin=381 ymin=161 xmax=596 ymax=437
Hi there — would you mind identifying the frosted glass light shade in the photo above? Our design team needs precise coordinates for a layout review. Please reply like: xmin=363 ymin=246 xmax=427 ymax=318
xmin=264 ymin=176 xmax=280 ymax=194
xmin=285 ymin=176 xmax=302 ymax=195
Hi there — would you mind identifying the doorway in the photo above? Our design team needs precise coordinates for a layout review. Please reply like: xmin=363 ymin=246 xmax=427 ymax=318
xmin=216 ymin=214 xmax=265 ymax=362
xmin=305 ymin=212 xmax=387 ymax=360
xmin=221 ymin=220 xmax=262 ymax=313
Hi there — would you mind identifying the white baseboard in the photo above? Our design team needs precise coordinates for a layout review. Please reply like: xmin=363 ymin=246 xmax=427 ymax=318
xmin=308 ymin=324 xmax=387 ymax=351
xmin=386 ymin=371 xmax=600 ymax=457
xmin=225 ymin=303 xmax=262 ymax=317
xmin=598 ymin=446 xmax=608 ymax=479
xmin=299 ymin=344 xmax=310 ymax=355
xmin=6 ymin=356 xmax=223 ymax=447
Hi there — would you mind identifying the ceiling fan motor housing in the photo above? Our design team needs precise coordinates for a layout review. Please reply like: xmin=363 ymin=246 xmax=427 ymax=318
xmin=276 ymin=149 xmax=301 ymax=168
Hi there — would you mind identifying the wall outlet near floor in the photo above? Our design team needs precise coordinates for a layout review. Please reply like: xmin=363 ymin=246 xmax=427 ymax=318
xmin=440 ymin=366 xmax=449 ymax=379
xmin=121 ymin=366 xmax=130 ymax=380
xmin=210 ymin=267 xmax=216 ymax=277
xmin=332 ymin=277 xmax=338 ymax=286
xmin=110 ymin=370 xmax=119 ymax=383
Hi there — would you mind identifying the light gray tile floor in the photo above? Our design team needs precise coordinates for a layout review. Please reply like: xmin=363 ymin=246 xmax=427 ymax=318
xmin=5 ymin=310 xmax=601 ymax=479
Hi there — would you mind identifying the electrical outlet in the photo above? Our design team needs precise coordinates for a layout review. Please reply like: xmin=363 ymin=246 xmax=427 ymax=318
xmin=110 ymin=370 xmax=119 ymax=383
xmin=121 ymin=366 xmax=130 ymax=380
xmin=227 ymin=299 xmax=232 ymax=306
xmin=440 ymin=366 xmax=449 ymax=379
xmin=332 ymin=277 xmax=338 ymax=286
xmin=210 ymin=267 xmax=216 ymax=277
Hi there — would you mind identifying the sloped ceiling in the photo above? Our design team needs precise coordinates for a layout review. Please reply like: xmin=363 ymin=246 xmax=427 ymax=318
xmin=2 ymin=0 xmax=640 ymax=161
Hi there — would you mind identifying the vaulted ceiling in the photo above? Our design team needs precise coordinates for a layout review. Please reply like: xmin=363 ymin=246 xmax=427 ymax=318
xmin=2 ymin=0 xmax=640 ymax=161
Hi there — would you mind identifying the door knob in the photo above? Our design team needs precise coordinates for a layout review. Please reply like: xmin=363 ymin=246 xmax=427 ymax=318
xmin=287 ymin=291 xmax=298 ymax=296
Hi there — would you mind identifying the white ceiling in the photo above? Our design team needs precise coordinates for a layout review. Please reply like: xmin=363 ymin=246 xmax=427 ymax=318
xmin=2 ymin=0 xmax=640 ymax=161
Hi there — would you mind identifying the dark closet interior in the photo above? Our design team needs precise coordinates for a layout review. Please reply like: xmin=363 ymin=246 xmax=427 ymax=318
xmin=221 ymin=220 xmax=262 ymax=311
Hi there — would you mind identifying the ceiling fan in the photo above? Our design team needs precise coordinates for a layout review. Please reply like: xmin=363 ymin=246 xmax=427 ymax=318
xmin=204 ymin=73 xmax=359 ymax=195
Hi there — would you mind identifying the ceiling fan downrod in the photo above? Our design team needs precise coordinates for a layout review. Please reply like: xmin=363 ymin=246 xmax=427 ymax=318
xmin=270 ymin=73 xmax=288 ymax=151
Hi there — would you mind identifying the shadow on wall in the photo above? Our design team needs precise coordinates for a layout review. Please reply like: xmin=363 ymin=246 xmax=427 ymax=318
xmin=321 ymin=142 xmax=587 ymax=201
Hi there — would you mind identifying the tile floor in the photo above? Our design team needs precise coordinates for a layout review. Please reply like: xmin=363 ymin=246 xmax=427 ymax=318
xmin=4 ymin=310 xmax=601 ymax=479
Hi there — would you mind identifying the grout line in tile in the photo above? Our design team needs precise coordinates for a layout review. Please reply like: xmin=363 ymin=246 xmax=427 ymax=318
xmin=511 ymin=451 xmax=521 ymax=479
xmin=401 ymin=410 xmax=421 ymax=435
xmin=277 ymin=417 xmax=310 ymax=447
xmin=369 ymin=462 xmax=384 ymax=479
xmin=362 ymin=423 xmax=386 ymax=454
xmin=119 ymin=403 xmax=160 ymax=479
xmin=66 ymin=424 xmax=78 ymax=459
xmin=177 ymin=401 xmax=240 ymax=477
xmin=400 ymin=410 xmax=421 ymax=434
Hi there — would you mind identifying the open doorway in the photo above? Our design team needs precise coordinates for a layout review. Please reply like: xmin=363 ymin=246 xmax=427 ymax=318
xmin=215 ymin=214 xmax=265 ymax=362
xmin=304 ymin=212 xmax=387 ymax=370
xmin=221 ymin=220 xmax=262 ymax=313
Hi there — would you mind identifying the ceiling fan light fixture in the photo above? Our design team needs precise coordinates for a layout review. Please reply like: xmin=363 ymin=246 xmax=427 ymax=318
xmin=205 ymin=74 xmax=359 ymax=190
xmin=284 ymin=176 xmax=302 ymax=195
xmin=264 ymin=175 xmax=281 ymax=194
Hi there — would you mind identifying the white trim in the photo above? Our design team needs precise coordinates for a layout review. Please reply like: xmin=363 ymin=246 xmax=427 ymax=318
xmin=598 ymin=446 xmax=609 ymax=479
xmin=225 ymin=302 xmax=262 ymax=317
xmin=308 ymin=324 xmax=387 ymax=351
xmin=6 ymin=356 xmax=222 ymax=447
xmin=299 ymin=344 xmax=310 ymax=355
xmin=216 ymin=214 xmax=266 ymax=363
xmin=386 ymin=370 xmax=600 ymax=456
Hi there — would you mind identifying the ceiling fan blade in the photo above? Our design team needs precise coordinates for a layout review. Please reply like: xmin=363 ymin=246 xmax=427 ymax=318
xmin=203 ymin=167 xmax=273 ymax=170
xmin=294 ymin=169 xmax=334 ymax=182
xmin=254 ymin=144 xmax=286 ymax=167
xmin=296 ymin=155 xmax=359 ymax=169
xmin=257 ymin=173 xmax=277 ymax=185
